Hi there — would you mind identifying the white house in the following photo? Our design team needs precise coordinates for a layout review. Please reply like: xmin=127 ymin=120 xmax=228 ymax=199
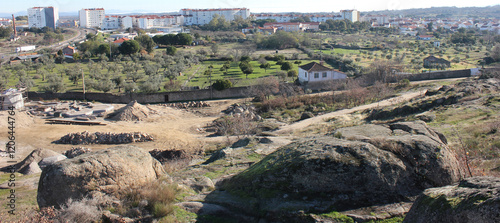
xmin=298 ymin=62 xmax=347 ymax=84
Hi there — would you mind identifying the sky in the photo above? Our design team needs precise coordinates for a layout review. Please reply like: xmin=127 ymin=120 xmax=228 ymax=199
xmin=1 ymin=0 xmax=499 ymax=14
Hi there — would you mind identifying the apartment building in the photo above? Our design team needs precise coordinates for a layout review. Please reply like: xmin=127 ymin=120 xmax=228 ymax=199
xmin=341 ymin=10 xmax=360 ymax=22
xmin=180 ymin=8 xmax=250 ymax=25
xmin=79 ymin=8 xmax=105 ymax=28
xmin=28 ymin=6 xmax=59 ymax=29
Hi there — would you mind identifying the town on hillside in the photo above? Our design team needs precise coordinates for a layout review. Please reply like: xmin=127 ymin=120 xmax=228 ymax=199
xmin=0 ymin=3 xmax=499 ymax=223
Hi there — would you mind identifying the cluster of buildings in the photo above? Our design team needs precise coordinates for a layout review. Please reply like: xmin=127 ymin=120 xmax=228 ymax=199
xmin=252 ymin=10 xmax=359 ymax=23
xmin=4 ymin=6 xmax=497 ymax=35
xmin=361 ymin=14 xmax=500 ymax=34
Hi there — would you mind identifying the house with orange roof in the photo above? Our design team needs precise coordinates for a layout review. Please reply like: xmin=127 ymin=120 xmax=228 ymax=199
xmin=113 ymin=37 xmax=130 ymax=46
xmin=62 ymin=46 xmax=76 ymax=56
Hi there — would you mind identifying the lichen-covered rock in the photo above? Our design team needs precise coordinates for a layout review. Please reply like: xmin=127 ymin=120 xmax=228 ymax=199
xmin=220 ymin=121 xmax=462 ymax=211
xmin=64 ymin=147 xmax=92 ymax=158
xmin=404 ymin=177 xmax=500 ymax=223
xmin=37 ymin=145 xmax=166 ymax=208
xmin=13 ymin=148 xmax=61 ymax=173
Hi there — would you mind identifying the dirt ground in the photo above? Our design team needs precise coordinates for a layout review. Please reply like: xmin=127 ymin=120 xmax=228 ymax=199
xmin=0 ymin=98 xmax=247 ymax=169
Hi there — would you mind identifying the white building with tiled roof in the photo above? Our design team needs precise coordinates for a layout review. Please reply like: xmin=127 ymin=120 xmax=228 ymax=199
xmin=298 ymin=62 xmax=347 ymax=84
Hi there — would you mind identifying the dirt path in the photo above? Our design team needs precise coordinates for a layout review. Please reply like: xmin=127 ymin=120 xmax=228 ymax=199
xmin=275 ymin=90 xmax=427 ymax=135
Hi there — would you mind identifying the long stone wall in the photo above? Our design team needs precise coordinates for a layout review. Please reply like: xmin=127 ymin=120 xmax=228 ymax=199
xmin=28 ymin=87 xmax=251 ymax=104
xmin=386 ymin=69 xmax=472 ymax=82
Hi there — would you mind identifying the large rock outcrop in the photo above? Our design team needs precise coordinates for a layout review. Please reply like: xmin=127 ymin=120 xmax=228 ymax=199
xmin=5 ymin=148 xmax=66 ymax=175
xmin=404 ymin=177 xmax=500 ymax=223
xmin=37 ymin=145 xmax=166 ymax=208
xmin=220 ymin=121 xmax=462 ymax=212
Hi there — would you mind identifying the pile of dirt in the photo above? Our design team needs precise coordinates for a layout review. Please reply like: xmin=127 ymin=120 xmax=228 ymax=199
xmin=54 ymin=131 xmax=154 ymax=145
xmin=0 ymin=111 xmax=35 ymax=128
xmin=109 ymin=100 xmax=156 ymax=121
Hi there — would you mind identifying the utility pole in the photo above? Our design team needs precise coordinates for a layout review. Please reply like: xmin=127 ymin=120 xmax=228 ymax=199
xmin=81 ymin=69 xmax=86 ymax=100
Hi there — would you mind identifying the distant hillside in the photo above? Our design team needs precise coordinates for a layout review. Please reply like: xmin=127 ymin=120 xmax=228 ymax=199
xmin=362 ymin=5 xmax=500 ymax=19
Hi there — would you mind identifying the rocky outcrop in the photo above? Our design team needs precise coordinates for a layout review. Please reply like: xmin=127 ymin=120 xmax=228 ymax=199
xmin=37 ymin=145 xmax=166 ymax=208
xmin=220 ymin=121 xmax=462 ymax=212
xmin=223 ymin=103 xmax=262 ymax=121
xmin=54 ymin=131 xmax=154 ymax=145
xmin=404 ymin=177 xmax=500 ymax=223
xmin=167 ymin=101 xmax=210 ymax=109
xmin=64 ymin=147 xmax=92 ymax=158
xmin=5 ymin=148 xmax=64 ymax=174
xmin=367 ymin=78 xmax=500 ymax=121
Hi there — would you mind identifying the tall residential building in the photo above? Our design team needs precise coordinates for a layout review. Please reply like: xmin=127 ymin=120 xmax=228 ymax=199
xmin=79 ymin=8 xmax=105 ymax=28
xmin=180 ymin=8 xmax=250 ymax=25
xmin=28 ymin=6 xmax=59 ymax=29
xmin=341 ymin=10 xmax=360 ymax=22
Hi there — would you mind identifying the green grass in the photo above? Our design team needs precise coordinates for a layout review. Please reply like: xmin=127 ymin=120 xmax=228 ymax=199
xmin=320 ymin=211 xmax=354 ymax=223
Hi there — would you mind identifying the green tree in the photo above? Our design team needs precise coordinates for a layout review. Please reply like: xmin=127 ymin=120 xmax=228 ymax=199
xmin=97 ymin=44 xmax=110 ymax=56
xmin=427 ymin=22 xmax=433 ymax=32
xmin=239 ymin=61 xmax=253 ymax=78
xmin=212 ymin=79 xmax=233 ymax=91
xmin=211 ymin=43 xmax=219 ymax=55
xmin=41 ymin=74 xmax=65 ymax=93
xmin=287 ymin=70 xmax=298 ymax=80
xmin=166 ymin=46 xmax=177 ymax=56
xmin=0 ymin=27 xmax=12 ymax=38
xmin=280 ymin=61 xmax=293 ymax=71
xmin=112 ymin=76 xmax=125 ymax=92
xmin=135 ymin=35 xmax=155 ymax=53
xmin=119 ymin=40 xmax=141 ymax=55
xmin=176 ymin=33 xmax=192 ymax=45
xmin=93 ymin=77 xmax=115 ymax=93
xmin=259 ymin=62 xmax=271 ymax=73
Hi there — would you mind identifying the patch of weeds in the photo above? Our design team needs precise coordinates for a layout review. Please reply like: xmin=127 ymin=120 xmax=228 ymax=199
xmin=159 ymin=206 xmax=197 ymax=223
xmin=366 ymin=216 xmax=405 ymax=223
xmin=333 ymin=131 xmax=343 ymax=139
xmin=247 ymin=152 xmax=264 ymax=162
xmin=320 ymin=211 xmax=354 ymax=223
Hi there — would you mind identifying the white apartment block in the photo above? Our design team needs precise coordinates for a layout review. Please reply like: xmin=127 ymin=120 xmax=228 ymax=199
xmin=341 ymin=10 xmax=360 ymax=22
xmin=180 ymin=8 xmax=250 ymax=25
xmin=361 ymin=15 xmax=389 ymax=25
xmin=28 ymin=7 xmax=59 ymax=29
xmin=102 ymin=16 xmax=121 ymax=30
xmin=79 ymin=8 xmax=105 ymax=28
xmin=0 ymin=18 xmax=11 ymax=26
xmin=253 ymin=14 xmax=342 ymax=23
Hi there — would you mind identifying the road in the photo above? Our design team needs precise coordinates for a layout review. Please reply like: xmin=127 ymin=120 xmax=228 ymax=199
xmin=0 ymin=27 xmax=92 ymax=65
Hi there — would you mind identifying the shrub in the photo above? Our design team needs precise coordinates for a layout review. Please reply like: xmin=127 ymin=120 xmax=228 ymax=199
xmin=57 ymin=197 xmax=108 ymax=222
xmin=212 ymin=79 xmax=232 ymax=91
xmin=118 ymin=178 xmax=178 ymax=219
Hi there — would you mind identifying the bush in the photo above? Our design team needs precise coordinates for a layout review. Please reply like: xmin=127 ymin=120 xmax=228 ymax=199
xmin=58 ymin=196 xmax=111 ymax=222
xmin=212 ymin=79 xmax=232 ymax=91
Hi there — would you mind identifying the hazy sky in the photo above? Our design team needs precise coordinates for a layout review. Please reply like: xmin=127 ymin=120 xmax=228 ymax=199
xmin=1 ymin=0 xmax=499 ymax=14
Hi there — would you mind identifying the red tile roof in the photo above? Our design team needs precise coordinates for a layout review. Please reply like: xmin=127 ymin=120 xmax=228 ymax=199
xmin=113 ymin=37 xmax=130 ymax=44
